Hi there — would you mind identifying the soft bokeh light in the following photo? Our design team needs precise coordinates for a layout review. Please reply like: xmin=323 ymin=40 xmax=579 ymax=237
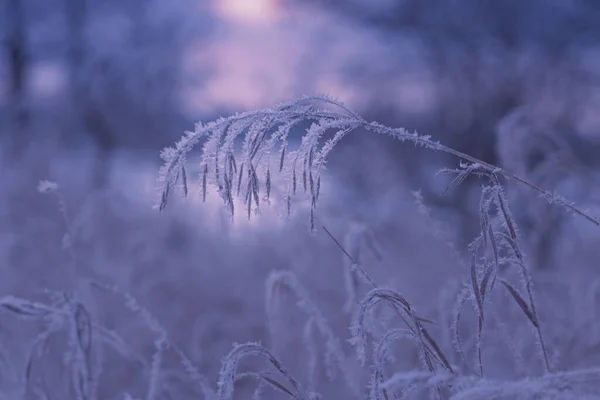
xmin=2 ymin=1 xmax=600 ymax=397
xmin=30 ymin=62 xmax=67 ymax=98
xmin=211 ymin=0 xmax=283 ymax=26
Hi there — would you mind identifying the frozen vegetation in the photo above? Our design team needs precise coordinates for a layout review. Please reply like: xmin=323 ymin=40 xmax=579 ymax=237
xmin=2 ymin=1 xmax=600 ymax=399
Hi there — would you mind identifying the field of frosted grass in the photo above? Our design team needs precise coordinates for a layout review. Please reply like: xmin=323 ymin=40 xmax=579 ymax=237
xmin=1 ymin=98 xmax=600 ymax=399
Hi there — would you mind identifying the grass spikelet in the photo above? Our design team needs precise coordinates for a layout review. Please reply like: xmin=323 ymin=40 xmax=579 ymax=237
xmin=217 ymin=342 xmax=310 ymax=400
xmin=351 ymin=289 xmax=430 ymax=369
xmin=369 ymin=328 xmax=416 ymax=400
xmin=279 ymin=145 xmax=286 ymax=173
xmin=158 ymin=95 xmax=600 ymax=231
xmin=237 ymin=162 xmax=244 ymax=196
xmin=202 ymin=163 xmax=208 ymax=202
xmin=266 ymin=167 xmax=271 ymax=200
xmin=265 ymin=270 xmax=360 ymax=396
xmin=70 ymin=302 xmax=93 ymax=400
xmin=181 ymin=165 xmax=188 ymax=197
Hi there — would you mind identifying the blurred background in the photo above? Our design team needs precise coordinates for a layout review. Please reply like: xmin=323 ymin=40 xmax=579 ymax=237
xmin=2 ymin=0 xmax=600 ymax=398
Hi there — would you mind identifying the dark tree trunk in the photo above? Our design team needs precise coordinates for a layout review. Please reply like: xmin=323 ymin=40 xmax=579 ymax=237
xmin=4 ymin=0 xmax=29 ymax=160
xmin=65 ymin=0 xmax=115 ymax=190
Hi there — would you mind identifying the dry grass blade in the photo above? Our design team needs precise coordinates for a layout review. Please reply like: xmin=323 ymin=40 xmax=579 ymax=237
xmin=495 ymin=232 xmax=522 ymax=262
xmin=279 ymin=146 xmax=286 ymax=172
xmin=420 ymin=326 xmax=453 ymax=373
xmin=0 ymin=295 xmax=55 ymax=318
xmin=181 ymin=165 xmax=188 ymax=197
xmin=202 ymin=163 xmax=208 ymax=202
xmin=451 ymin=286 xmax=472 ymax=374
xmin=261 ymin=375 xmax=297 ymax=398
xmin=74 ymin=303 xmax=92 ymax=358
xmin=322 ymin=225 xmax=378 ymax=288
xmin=159 ymin=182 xmax=170 ymax=211
xmin=292 ymin=168 xmax=297 ymax=195
xmin=488 ymin=226 xmax=500 ymax=274
xmin=303 ymin=162 xmax=308 ymax=192
xmin=500 ymin=280 xmax=537 ymax=328
xmin=235 ymin=372 xmax=299 ymax=398
xmin=490 ymin=191 xmax=550 ymax=372
xmin=70 ymin=302 xmax=94 ymax=400
xmin=479 ymin=263 xmax=495 ymax=302
xmin=229 ymin=152 xmax=237 ymax=174
xmin=250 ymin=164 xmax=260 ymax=209
xmin=491 ymin=181 xmax=518 ymax=241
xmin=25 ymin=329 xmax=55 ymax=384
xmin=236 ymin=162 xmax=244 ymax=196
xmin=467 ymin=253 xmax=486 ymax=377
xmin=470 ymin=253 xmax=483 ymax=322
xmin=217 ymin=342 xmax=310 ymax=400
xmin=263 ymin=375 xmax=294 ymax=398
xmin=266 ymin=167 xmax=271 ymax=199
xmin=479 ymin=209 xmax=490 ymax=254
xmin=323 ymin=225 xmax=450 ymax=378
xmin=440 ymin=166 xmax=476 ymax=195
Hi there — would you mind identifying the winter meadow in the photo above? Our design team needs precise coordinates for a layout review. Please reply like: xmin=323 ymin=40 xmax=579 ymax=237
xmin=2 ymin=1 xmax=600 ymax=399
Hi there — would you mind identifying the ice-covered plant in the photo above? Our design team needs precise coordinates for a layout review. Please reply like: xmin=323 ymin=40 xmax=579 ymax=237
xmin=0 ymin=292 xmax=139 ymax=400
xmin=156 ymin=95 xmax=600 ymax=399
xmin=157 ymin=95 xmax=599 ymax=230
xmin=265 ymin=270 xmax=360 ymax=397
xmin=217 ymin=342 xmax=312 ymax=400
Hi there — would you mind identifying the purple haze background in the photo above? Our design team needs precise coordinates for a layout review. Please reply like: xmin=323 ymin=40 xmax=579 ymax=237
xmin=1 ymin=0 xmax=600 ymax=398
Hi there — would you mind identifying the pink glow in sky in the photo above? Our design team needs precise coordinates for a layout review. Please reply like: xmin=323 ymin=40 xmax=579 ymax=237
xmin=211 ymin=0 xmax=284 ymax=26
xmin=180 ymin=2 xmax=440 ymax=117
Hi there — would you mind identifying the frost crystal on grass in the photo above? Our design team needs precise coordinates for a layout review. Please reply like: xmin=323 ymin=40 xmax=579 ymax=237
xmin=158 ymin=95 xmax=600 ymax=232
xmin=37 ymin=180 xmax=59 ymax=193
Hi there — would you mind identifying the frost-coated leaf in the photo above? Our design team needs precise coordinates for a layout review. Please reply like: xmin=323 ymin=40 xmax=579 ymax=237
xmin=0 ymin=296 xmax=54 ymax=318
xmin=159 ymin=182 xmax=170 ymax=211
xmin=279 ymin=146 xmax=286 ymax=173
xmin=237 ymin=162 xmax=244 ymax=196
xmin=292 ymin=168 xmax=297 ymax=195
xmin=470 ymin=253 xmax=483 ymax=322
xmin=500 ymin=280 xmax=538 ymax=327
xmin=74 ymin=303 xmax=92 ymax=356
xmin=181 ymin=165 xmax=188 ymax=197
xmin=480 ymin=263 xmax=495 ymax=302
xmin=315 ymin=176 xmax=321 ymax=200
xmin=202 ymin=164 xmax=208 ymax=203
xmin=265 ymin=168 xmax=271 ymax=200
